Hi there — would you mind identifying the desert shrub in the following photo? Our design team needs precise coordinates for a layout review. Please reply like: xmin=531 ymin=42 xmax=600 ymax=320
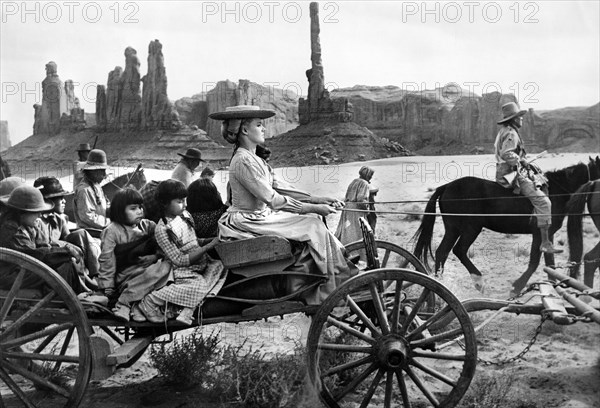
xmin=217 ymin=342 xmax=307 ymax=408
xmin=149 ymin=329 xmax=221 ymax=389
xmin=458 ymin=371 xmax=539 ymax=408
xmin=404 ymin=204 xmax=422 ymax=221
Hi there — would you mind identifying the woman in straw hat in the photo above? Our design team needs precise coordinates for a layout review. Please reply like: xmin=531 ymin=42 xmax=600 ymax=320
xmin=0 ymin=185 xmax=86 ymax=293
xmin=73 ymin=149 xmax=110 ymax=234
xmin=494 ymin=101 xmax=561 ymax=254
xmin=209 ymin=105 xmax=357 ymax=305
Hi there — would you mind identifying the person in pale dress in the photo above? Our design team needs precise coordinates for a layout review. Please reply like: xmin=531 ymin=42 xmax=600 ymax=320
xmin=335 ymin=166 xmax=375 ymax=245
xmin=209 ymin=105 xmax=357 ymax=305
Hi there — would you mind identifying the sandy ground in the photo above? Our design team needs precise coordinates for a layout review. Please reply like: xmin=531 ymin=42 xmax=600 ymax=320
xmin=4 ymin=152 xmax=600 ymax=407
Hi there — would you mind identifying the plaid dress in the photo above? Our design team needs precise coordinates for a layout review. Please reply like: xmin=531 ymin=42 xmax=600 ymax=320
xmin=152 ymin=212 xmax=226 ymax=308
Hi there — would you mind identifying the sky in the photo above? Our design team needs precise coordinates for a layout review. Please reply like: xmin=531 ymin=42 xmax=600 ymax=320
xmin=1 ymin=1 xmax=599 ymax=145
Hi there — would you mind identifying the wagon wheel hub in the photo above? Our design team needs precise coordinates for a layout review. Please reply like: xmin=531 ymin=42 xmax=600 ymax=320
xmin=376 ymin=336 xmax=409 ymax=369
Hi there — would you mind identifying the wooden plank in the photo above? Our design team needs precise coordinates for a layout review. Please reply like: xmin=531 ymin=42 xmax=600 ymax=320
xmin=216 ymin=236 xmax=292 ymax=269
xmin=538 ymin=282 xmax=572 ymax=325
xmin=90 ymin=335 xmax=114 ymax=381
xmin=106 ymin=336 xmax=153 ymax=366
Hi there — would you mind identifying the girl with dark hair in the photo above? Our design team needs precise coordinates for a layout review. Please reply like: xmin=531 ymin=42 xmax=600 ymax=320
xmin=139 ymin=179 xmax=226 ymax=325
xmin=98 ymin=188 xmax=170 ymax=321
xmin=187 ymin=178 xmax=228 ymax=238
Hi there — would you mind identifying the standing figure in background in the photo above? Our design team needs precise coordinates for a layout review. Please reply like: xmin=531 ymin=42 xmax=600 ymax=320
xmin=72 ymin=143 xmax=91 ymax=189
xmin=171 ymin=148 xmax=205 ymax=188
xmin=74 ymin=149 xmax=110 ymax=236
xmin=0 ymin=153 xmax=11 ymax=181
xmin=335 ymin=166 xmax=375 ymax=245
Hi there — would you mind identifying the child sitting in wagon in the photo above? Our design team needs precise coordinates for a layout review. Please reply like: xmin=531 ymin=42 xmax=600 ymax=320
xmin=97 ymin=188 xmax=171 ymax=321
xmin=138 ymin=179 xmax=227 ymax=325
xmin=0 ymin=185 xmax=86 ymax=294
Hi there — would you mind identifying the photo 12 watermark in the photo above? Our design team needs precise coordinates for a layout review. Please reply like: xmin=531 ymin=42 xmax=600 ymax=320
xmin=400 ymin=1 xmax=540 ymax=24
xmin=199 ymin=1 xmax=340 ymax=24
xmin=1 ymin=1 xmax=141 ymax=24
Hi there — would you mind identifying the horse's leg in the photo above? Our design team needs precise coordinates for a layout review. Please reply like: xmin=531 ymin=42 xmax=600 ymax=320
xmin=583 ymin=243 xmax=600 ymax=289
xmin=451 ymin=227 xmax=485 ymax=292
xmin=511 ymin=233 xmax=543 ymax=296
xmin=434 ymin=227 xmax=460 ymax=275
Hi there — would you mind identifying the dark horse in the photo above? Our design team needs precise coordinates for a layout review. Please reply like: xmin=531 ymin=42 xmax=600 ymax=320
xmin=567 ymin=179 xmax=600 ymax=288
xmin=413 ymin=156 xmax=600 ymax=296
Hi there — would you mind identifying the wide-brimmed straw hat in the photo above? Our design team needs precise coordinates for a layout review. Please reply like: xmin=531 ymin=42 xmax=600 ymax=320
xmin=34 ymin=176 xmax=69 ymax=198
xmin=208 ymin=105 xmax=276 ymax=120
xmin=76 ymin=143 xmax=91 ymax=152
xmin=0 ymin=185 xmax=54 ymax=212
xmin=0 ymin=176 xmax=26 ymax=199
xmin=497 ymin=102 xmax=527 ymax=124
xmin=177 ymin=148 xmax=205 ymax=162
xmin=83 ymin=149 xmax=109 ymax=170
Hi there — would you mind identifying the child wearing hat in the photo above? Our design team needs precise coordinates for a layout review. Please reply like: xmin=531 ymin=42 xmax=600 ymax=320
xmin=98 ymin=188 xmax=171 ymax=322
xmin=0 ymin=185 xmax=86 ymax=294
xmin=171 ymin=148 xmax=205 ymax=188
xmin=0 ymin=176 xmax=26 ymax=217
xmin=73 ymin=149 xmax=110 ymax=234
xmin=34 ymin=176 xmax=101 ymax=287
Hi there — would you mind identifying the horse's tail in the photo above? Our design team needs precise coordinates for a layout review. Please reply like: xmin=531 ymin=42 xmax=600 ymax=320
xmin=566 ymin=181 xmax=594 ymax=270
xmin=412 ymin=185 xmax=445 ymax=271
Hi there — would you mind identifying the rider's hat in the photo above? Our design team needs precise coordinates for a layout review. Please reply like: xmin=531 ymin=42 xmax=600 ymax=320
xmin=0 ymin=185 xmax=54 ymax=212
xmin=177 ymin=148 xmax=205 ymax=162
xmin=82 ymin=149 xmax=109 ymax=171
xmin=497 ymin=102 xmax=527 ymax=125
xmin=76 ymin=143 xmax=91 ymax=152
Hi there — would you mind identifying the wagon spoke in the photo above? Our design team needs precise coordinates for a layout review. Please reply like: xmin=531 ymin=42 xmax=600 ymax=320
xmin=406 ymin=305 xmax=453 ymax=340
xmin=32 ymin=331 xmax=59 ymax=354
xmin=333 ymin=362 xmax=378 ymax=402
xmin=1 ymin=322 xmax=74 ymax=349
xmin=318 ymin=343 xmax=372 ymax=353
xmin=412 ymin=350 xmax=466 ymax=361
xmin=359 ymin=367 xmax=385 ymax=408
xmin=399 ymin=288 xmax=430 ymax=336
xmin=0 ymin=365 xmax=36 ymax=408
xmin=53 ymin=326 xmax=75 ymax=372
xmin=410 ymin=358 xmax=457 ymax=387
xmin=327 ymin=316 xmax=376 ymax=344
xmin=390 ymin=279 xmax=404 ymax=333
xmin=346 ymin=295 xmax=381 ymax=336
xmin=0 ymin=291 xmax=56 ymax=341
xmin=2 ymin=359 xmax=71 ymax=398
xmin=395 ymin=369 xmax=411 ymax=408
xmin=0 ymin=268 xmax=25 ymax=325
xmin=410 ymin=327 xmax=465 ymax=349
xmin=381 ymin=248 xmax=391 ymax=267
xmin=322 ymin=355 xmax=374 ymax=377
xmin=384 ymin=370 xmax=394 ymax=408
xmin=369 ymin=283 xmax=390 ymax=334
xmin=2 ymin=350 xmax=80 ymax=364
xmin=405 ymin=364 xmax=440 ymax=407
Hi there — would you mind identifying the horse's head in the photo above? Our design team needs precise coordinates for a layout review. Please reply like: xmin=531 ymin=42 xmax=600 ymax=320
xmin=588 ymin=155 xmax=600 ymax=181
xmin=132 ymin=168 xmax=147 ymax=188
xmin=547 ymin=161 xmax=594 ymax=195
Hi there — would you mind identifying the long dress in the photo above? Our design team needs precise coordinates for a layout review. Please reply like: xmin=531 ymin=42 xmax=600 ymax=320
xmin=218 ymin=147 xmax=356 ymax=305
xmin=335 ymin=177 xmax=370 ymax=245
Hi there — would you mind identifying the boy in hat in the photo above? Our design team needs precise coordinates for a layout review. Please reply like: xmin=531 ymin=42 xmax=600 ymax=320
xmin=171 ymin=148 xmax=205 ymax=188
xmin=35 ymin=176 xmax=101 ymax=285
xmin=73 ymin=143 xmax=91 ymax=189
xmin=494 ymin=101 xmax=561 ymax=254
xmin=74 ymin=149 xmax=110 ymax=234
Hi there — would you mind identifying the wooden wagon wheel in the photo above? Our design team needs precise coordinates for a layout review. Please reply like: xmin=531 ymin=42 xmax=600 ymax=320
xmin=0 ymin=248 xmax=92 ymax=408
xmin=307 ymin=268 xmax=477 ymax=408
xmin=345 ymin=240 xmax=428 ymax=275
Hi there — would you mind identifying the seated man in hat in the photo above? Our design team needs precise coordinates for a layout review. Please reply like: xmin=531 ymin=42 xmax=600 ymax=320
xmin=171 ymin=148 xmax=205 ymax=188
xmin=494 ymin=101 xmax=561 ymax=254
xmin=72 ymin=143 xmax=91 ymax=189
xmin=35 ymin=176 xmax=101 ymax=287
xmin=74 ymin=149 xmax=110 ymax=236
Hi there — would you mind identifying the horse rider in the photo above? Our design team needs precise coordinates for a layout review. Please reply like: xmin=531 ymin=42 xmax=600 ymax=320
xmin=72 ymin=143 xmax=91 ymax=189
xmin=494 ymin=102 xmax=562 ymax=254
xmin=171 ymin=148 xmax=205 ymax=188
xmin=73 ymin=149 xmax=110 ymax=236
